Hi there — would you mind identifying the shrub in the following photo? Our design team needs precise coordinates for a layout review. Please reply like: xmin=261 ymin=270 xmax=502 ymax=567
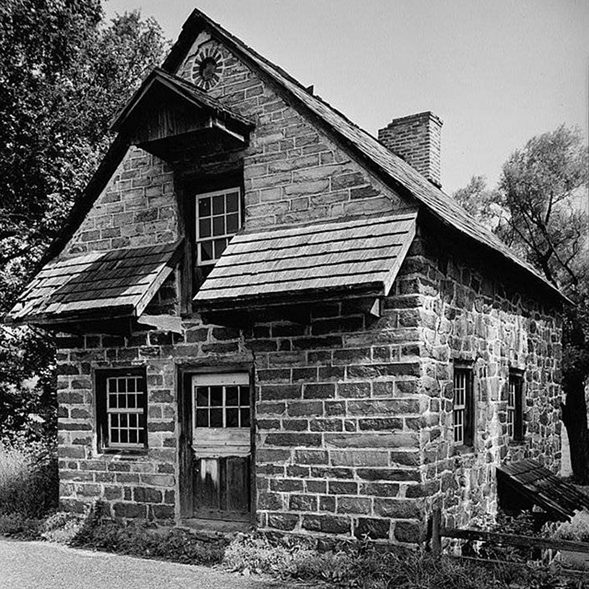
xmin=0 ymin=437 xmax=58 ymax=518
xmin=0 ymin=513 xmax=42 ymax=539
xmin=70 ymin=505 xmax=226 ymax=565
xmin=41 ymin=511 xmax=85 ymax=544
xmin=551 ymin=511 xmax=589 ymax=543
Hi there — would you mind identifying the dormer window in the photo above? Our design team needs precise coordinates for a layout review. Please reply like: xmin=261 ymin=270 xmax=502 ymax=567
xmin=194 ymin=187 xmax=243 ymax=283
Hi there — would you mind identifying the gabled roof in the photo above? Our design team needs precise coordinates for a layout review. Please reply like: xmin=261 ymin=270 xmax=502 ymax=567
xmin=34 ymin=70 xmax=252 ymax=271
xmin=111 ymin=68 xmax=254 ymax=133
xmin=8 ymin=242 xmax=182 ymax=325
xmin=194 ymin=212 xmax=416 ymax=309
xmin=164 ymin=8 xmax=565 ymax=303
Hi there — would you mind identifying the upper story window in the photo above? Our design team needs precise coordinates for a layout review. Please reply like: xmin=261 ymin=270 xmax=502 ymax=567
xmin=507 ymin=371 xmax=524 ymax=441
xmin=196 ymin=188 xmax=242 ymax=273
xmin=453 ymin=364 xmax=474 ymax=446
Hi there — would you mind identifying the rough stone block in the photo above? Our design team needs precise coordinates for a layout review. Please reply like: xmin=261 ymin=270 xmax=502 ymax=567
xmin=302 ymin=514 xmax=351 ymax=535
xmin=355 ymin=517 xmax=390 ymax=539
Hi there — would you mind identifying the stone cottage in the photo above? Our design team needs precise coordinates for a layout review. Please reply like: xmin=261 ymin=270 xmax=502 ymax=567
xmin=8 ymin=8 xmax=565 ymax=544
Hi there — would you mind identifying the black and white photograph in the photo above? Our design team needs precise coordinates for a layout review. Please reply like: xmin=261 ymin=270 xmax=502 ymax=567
xmin=0 ymin=1 xmax=588 ymax=587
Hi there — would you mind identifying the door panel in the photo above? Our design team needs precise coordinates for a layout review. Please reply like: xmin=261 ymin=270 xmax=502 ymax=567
xmin=225 ymin=456 xmax=250 ymax=512
xmin=195 ymin=458 xmax=221 ymax=512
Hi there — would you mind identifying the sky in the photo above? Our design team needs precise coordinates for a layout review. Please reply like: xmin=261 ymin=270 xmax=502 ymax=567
xmin=104 ymin=0 xmax=589 ymax=194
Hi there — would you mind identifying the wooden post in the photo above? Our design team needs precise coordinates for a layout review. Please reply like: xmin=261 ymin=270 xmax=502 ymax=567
xmin=431 ymin=508 xmax=442 ymax=556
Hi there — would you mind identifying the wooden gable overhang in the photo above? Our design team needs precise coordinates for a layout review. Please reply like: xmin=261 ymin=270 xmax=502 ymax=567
xmin=193 ymin=212 xmax=417 ymax=325
xmin=111 ymin=69 xmax=254 ymax=162
xmin=7 ymin=241 xmax=183 ymax=332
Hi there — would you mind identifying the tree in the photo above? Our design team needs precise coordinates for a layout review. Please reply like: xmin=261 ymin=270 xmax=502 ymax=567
xmin=0 ymin=0 xmax=167 ymax=441
xmin=454 ymin=125 xmax=589 ymax=482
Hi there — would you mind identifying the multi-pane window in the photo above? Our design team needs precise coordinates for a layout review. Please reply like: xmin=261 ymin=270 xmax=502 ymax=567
xmin=453 ymin=366 xmax=474 ymax=446
xmin=96 ymin=368 xmax=147 ymax=450
xmin=196 ymin=188 xmax=241 ymax=268
xmin=507 ymin=372 xmax=524 ymax=441
xmin=192 ymin=373 xmax=250 ymax=429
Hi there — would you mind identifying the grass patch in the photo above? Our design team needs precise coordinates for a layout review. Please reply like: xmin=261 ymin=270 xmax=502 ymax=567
xmin=0 ymin=438 xmax=57 ymax=518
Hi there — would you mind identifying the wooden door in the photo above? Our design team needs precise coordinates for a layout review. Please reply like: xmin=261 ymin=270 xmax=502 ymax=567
xmin=191 ymin=372 xmax=251 ymax=520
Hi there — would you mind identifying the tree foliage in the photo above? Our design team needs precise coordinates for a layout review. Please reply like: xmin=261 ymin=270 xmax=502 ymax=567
xmin=0 ymin=0 xmax=167 ymax=441
xmin=454 ymin=125 xmax=589 ymax=481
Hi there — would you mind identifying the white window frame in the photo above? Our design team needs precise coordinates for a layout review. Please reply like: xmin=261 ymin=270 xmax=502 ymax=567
xmin=453 ymin=370 xmax=467 ymax=445
xmin=195 ymin=187 xmax=242 ymax=267
xmin=453 ymin=366 xmax=473 ymax=446
xmin=105 ymin=374 xmax=146 ymax=449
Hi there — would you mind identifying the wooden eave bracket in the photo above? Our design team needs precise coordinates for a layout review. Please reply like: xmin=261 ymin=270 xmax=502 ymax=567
xmin=382 ymin=213 xmax=417 ymax=297
xmin=137 ymin=314 xmax=184 ymax=334
xmin=369 ymin=298 xmax=382 ymax=318
xmin=208 ymin=117 xmax=248 ymax=145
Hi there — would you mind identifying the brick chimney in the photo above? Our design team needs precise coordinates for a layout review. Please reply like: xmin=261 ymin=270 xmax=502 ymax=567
xmin=378 ymin=111 xmax=443 ymax=188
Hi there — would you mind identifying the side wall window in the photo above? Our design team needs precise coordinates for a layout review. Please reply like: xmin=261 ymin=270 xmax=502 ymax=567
xmin=96 ymin=367 xmax=147 ymax=450
xmin=453 ymin=365 xmax=474 ymax=446
xmin=507 ymin=371 xmax=525 ymax=441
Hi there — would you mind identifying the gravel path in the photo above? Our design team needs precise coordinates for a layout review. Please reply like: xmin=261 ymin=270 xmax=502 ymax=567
xmin=0 ymin=538 xmax=284 ymax=589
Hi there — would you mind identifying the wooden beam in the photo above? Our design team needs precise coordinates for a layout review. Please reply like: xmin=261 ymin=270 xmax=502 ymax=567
xmin=441 ymin=527 xmax=589 ymax=554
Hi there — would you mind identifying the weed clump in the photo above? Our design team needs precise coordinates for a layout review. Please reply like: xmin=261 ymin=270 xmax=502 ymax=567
xmin=223 ymin=532 xmax=587 ymax=588
xmin=0 ymin=437 xmax=57 ymax=518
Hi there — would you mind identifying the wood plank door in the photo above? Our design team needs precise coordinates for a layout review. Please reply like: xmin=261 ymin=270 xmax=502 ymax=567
xmin=191 ymin=372 xmax=252 ymax=520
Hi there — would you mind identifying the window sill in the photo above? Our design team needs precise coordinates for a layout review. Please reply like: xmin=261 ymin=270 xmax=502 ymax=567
xmin=508 ymin=439 xmax=527 ymax=448
xmin=452 ymin=444 xmax=475 ymax=457
xmin=99 ymin=447 xmax=149 ymax=458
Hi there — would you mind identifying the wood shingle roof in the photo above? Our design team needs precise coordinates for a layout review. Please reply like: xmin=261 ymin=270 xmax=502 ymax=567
xmin=497 ymin=459 xmax=589 ymax=520
xmin=8 ymin=242 xmax=182 ymax=325
xmin=194 ymin=213 xmax=416 ymax=308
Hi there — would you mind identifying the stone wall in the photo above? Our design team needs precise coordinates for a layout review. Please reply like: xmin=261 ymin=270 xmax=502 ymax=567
xmin=66 ymin=147 xmax=178 ymax=257
xmin=248 ymin=284 xmax=427 ymax=543
xmin=411 ymin=228 xmax=563 ymax=529
xmin=56 ymin=320 xmax=253 ymax=521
